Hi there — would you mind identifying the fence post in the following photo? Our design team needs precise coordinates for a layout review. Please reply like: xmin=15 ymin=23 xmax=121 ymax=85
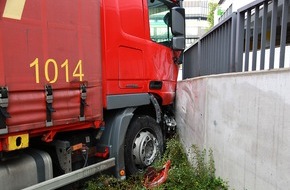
xmin=235 ymin=11 xmax=245 ymax=72
xmin=279 ymin=0 xmax=289 ymax=68
xmin=230 ymin=13 xmax=237 ymax=72
xmin=260 ymin=1 xmax=268 ymax=70
xmin=269 ymin=0 xmax=278 ymax=69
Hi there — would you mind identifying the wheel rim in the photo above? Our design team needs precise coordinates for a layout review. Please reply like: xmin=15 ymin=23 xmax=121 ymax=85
xmin=132 ymin=131 xmax=159 ymax=167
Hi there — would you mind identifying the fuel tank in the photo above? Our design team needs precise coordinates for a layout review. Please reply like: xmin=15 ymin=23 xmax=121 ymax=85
xmin=0 ymin=149 xmax=53 ymax=190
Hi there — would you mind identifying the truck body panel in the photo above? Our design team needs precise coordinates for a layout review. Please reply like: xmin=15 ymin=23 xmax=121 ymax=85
xmin=0 ymin=0 xmax=102 ymax=138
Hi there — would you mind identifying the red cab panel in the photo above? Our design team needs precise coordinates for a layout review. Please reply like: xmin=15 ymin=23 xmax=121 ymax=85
xmin=101 ymin=0 xmax=179 ymax=107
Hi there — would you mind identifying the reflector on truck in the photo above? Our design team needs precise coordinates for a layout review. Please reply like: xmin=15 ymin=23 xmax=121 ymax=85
xmin=4 ymin=133 xmax=29 ymax=151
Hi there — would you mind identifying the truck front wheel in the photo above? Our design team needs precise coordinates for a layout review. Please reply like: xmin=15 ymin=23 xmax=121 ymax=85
xmin=124 ymin=115 xmax=163 ymax=175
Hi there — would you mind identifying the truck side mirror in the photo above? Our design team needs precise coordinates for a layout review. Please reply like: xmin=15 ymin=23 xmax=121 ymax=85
xmin=171 ymin=7 xmax=185 ymax=36
xmin=171 ymin=7 xmax=185 ymax=50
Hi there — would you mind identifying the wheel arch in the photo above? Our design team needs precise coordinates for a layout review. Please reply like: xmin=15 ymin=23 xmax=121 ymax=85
xmin=134 ymin=93 xmax=162 ymax=124
xmin=100 ymin=93 xmax=163 ymax=178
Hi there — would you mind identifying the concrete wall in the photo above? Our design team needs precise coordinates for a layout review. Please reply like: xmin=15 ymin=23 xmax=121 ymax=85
xmin=176 ymin=69 xmax=290 ymax=190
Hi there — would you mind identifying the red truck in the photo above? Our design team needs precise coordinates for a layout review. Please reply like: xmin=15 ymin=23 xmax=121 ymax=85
xmin=0 ymin=0 xmax=184 ymax=189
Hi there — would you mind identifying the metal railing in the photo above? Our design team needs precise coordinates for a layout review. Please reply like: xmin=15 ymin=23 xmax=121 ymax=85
xmin=183 ymin=0 xmax=289 ymax=79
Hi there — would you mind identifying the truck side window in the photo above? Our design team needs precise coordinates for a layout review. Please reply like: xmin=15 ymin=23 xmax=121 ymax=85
xmin=148 ymin=0 xmax=172 ymax=46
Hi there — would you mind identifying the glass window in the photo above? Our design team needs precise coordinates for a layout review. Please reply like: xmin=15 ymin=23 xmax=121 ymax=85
xmin=148 ymin=0 xmax=172 ymax=46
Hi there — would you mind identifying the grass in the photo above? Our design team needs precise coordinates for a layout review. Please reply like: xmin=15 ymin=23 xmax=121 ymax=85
xmin=84 ymin=136 xmax=229 ymax=190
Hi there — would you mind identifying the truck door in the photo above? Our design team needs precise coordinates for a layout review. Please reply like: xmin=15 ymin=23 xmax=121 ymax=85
xmin=102 ymin=0 xmax=147 ymax=96
xmin=117 ymin=0 xmax=146 ymax=90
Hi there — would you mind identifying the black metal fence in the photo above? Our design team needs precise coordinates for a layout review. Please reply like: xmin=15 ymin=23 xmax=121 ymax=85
xmin=183 ymin=0 xmax=290 ymax=79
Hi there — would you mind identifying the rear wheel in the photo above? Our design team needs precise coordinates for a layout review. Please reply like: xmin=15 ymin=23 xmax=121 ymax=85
xmin=124 ymin=115 xmax=163 ymax=175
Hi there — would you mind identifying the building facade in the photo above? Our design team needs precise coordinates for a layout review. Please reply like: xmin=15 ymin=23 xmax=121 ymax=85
xmin=215 ymin=0 xmax=256 ymax=24
xmin=183 ymin=0 xmax=210 ymax=47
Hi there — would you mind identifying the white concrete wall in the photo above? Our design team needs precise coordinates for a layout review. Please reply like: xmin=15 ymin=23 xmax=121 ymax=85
xmin=243 ymin=46 xmax=290 ymax=71
xmin=176 ymin=69 xmax=290 ymax=190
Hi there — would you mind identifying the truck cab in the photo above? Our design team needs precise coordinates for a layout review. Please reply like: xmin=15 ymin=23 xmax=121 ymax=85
xmin=103 ymin=0 xmax=185 ymax=108
xmin=102 ymin=0 xmax=185 ymax=176
xmin=0 ymin=0 xmax=185 ymax=189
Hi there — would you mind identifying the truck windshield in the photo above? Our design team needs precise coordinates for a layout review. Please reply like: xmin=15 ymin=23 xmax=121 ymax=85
xmin=148 ymin=0 xmax=172 ymax=46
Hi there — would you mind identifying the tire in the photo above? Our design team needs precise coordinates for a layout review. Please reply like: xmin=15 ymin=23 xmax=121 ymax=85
xmin=124 ymin=115 xmax=163 ymax=175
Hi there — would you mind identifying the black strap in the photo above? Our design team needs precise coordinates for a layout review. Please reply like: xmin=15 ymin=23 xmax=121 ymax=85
xmin=45 ymin=85 xmax=55 ymax=126
xmin=27 ymin=150 xmax=46 ymax=183
xmin=80 ymin=84 xmax=88 ymax=121
xmin=0 ymin=87 xmax=10 ymax=129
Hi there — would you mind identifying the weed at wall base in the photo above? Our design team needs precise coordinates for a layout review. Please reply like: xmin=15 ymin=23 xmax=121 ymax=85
xmin=85 ymin=136 xmax=229 ymax=190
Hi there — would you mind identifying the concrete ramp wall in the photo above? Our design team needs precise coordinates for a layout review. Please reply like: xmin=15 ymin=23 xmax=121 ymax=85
xmin=176 ymin=69 xmax=290 ymax=190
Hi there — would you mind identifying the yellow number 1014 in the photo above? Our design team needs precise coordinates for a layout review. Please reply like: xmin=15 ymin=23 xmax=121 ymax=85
xmin=30 ymin=58 xmax=84 ymax=84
